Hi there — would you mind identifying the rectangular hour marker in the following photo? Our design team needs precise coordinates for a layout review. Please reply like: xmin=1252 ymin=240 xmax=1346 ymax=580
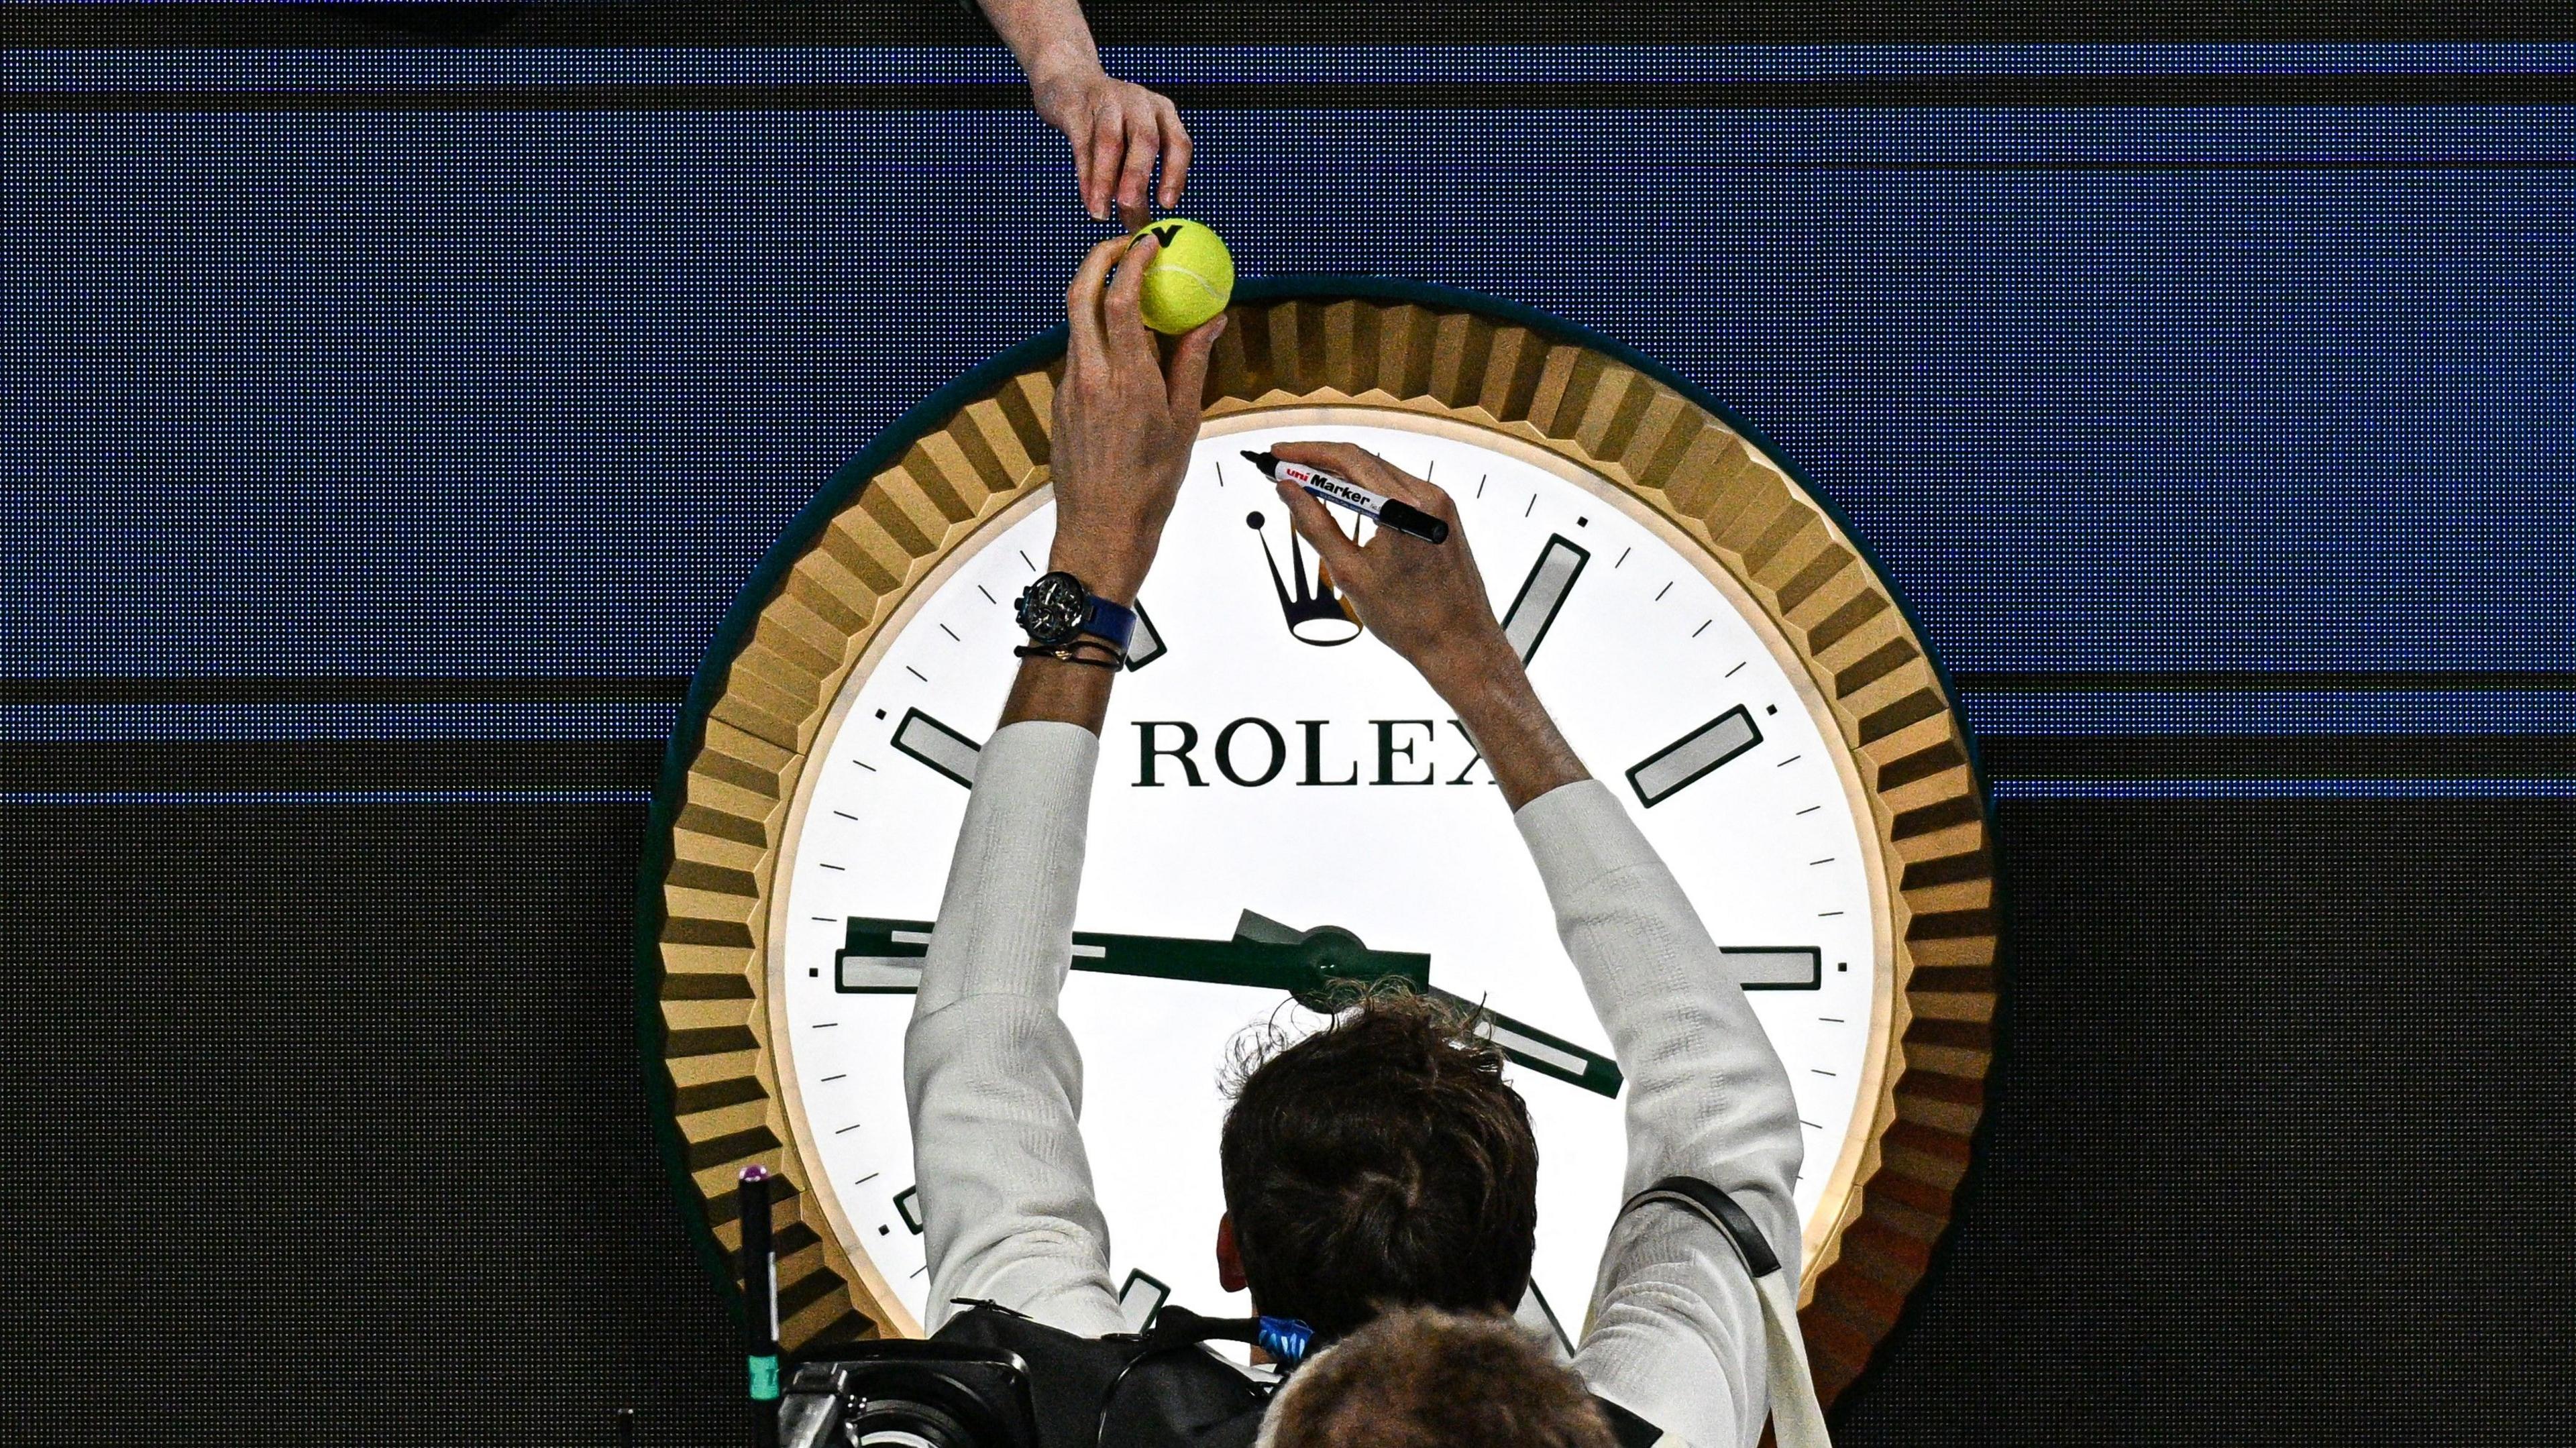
xmin=1118 ymin=1269 xmax=1171 ymax=1333
xmin=890 ymin=707 xmax=981 ymax=787
xmin=835 ymin=924 xmax=1122 ymax=994
xmin=894 ymin=1185 xmax=924 ymax=1235
xmin=1499 ymin=535 xmax=1591 ymax=664
xmin=838 ymin=952 xmax=926 ymax=993
xmin=1626 ymin=706 xmax=1763 ymax=807
xmin=1125 ymin=601 xmax=1168 ymax=671
xmin=1723 ymin=946 xmax=1823 ymax=990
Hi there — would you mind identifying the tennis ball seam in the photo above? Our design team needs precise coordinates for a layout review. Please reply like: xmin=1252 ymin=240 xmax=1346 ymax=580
xmin=1155 ymin=263 xmax=1226 ymax=308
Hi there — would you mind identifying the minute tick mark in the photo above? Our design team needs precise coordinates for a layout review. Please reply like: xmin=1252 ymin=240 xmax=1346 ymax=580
xmin=978 ymin=585 xmax=998 ymax=606
xmin=1692 ymin=620 xmax=1711 ymax=638
xmin=938 ymin=624 xmax=959 ymax=642
xmin=1654 ymin=581 xmax=1672 ymax=602
xmin=1725 ymin=661 xmax=1746 ymax=678
xmin=906 ymin=666 xmax=928 ymax=683
xmin=1018 ymin=549 xmax=1036 ymax=571
xmin=1523 ymin=495 xmax=1536 ymax=518
xmin=1615 ymin=547 xmax=1630 ymax=568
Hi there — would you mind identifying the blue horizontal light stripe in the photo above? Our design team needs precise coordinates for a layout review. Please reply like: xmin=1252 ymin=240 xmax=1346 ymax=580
xmin=3 ymin=693 xmax=2571 ymax=742
xmin=9 ymin=45 xmax=2576 ymax=93
xmin=0 ymin=789 xmax=653 ymax=807
xmin=0 ymin=702 xmax=679 ymax=743
xmin=1960 ymin=691 xmax=2576 ymax=736
xmin=8 ymin=107 xmax=2569 ymax=678
xmin=1993 ymin=777 xmax=2576 ymax=799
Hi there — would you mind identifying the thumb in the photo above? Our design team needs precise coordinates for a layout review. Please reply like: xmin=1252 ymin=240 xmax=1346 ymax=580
xmin=1167 ymin=312 xmax=1228 ymax=418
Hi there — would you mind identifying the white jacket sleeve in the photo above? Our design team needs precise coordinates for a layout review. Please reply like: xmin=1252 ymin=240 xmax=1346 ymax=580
xmin=901 ymin=720 xmax=1126 ymax=1338
xmin=1516 ymin=779 xmax=1806 ymax=1448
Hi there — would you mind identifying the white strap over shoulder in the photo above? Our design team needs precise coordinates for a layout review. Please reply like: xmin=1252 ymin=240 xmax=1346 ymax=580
xmin=1615 ymin=1177 xmax=1832 ymax=1448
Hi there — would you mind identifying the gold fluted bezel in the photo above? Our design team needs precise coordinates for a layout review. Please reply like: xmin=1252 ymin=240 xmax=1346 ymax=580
xmin=648 ymin=296 xmax=1997 ymax=1402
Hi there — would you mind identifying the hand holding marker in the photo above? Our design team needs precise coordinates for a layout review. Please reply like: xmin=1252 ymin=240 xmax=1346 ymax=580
xmin=1241 ymin=451 xmax=1452 ymax=545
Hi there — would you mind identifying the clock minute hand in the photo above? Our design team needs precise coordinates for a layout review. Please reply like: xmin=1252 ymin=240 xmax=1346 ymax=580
xmin=835 ymin=915 xmax=1431 ymax=1001
xmin=836 ymin=915 xmax=1623 ymax=1100
xmin=1424 ymin=987 xmax=1626 ymax=1099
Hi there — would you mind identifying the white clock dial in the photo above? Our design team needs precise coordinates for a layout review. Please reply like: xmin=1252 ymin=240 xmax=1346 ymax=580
xmin=769 ymin=412 xmax=1891 ymax=1338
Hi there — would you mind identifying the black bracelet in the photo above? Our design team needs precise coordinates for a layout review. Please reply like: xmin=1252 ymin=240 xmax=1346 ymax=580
xmin=1014 ymin=640 xmax=1124 ymax=671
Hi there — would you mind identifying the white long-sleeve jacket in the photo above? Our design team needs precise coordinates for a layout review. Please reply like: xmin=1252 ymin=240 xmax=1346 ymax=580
xmin=903 ymin=720 xmax=1809 ymax=1447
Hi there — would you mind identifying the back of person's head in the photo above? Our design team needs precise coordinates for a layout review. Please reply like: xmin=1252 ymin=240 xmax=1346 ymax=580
xmin=1219 ymin=990 xmax=1539 ymax=1339
xmin=1258 ymin=1306 xmax=1615 ymax=1448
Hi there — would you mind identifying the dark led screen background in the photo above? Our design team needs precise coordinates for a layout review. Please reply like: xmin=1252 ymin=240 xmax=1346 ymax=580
xmin=3 ymin=8 xmax=2569 ymax=1445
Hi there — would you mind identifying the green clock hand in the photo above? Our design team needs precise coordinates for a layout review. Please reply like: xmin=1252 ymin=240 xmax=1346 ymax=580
xmin=835 ymin=913 xmax=1623 ymax=1099
xmin=836 ymin=913 xmax=1428 ymax=1004
xmin=1424 ymin=989 xmax=1625 ymax=1099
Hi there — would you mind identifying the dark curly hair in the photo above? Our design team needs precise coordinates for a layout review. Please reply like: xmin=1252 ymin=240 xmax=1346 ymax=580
xmin=1219 ymin=990 xmax=1540 ymax=1340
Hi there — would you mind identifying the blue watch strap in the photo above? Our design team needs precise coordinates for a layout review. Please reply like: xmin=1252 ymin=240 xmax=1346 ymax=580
xmin=1078 ymin=594 xmax=1137 ymax=652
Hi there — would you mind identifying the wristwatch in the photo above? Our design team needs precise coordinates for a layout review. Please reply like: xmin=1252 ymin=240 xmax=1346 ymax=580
xmin=1014 ymin=571 xmax=1136 ymax=656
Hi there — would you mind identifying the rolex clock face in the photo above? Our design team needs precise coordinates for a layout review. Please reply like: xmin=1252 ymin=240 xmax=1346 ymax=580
xmin=769 ymin=412 xmax=1888 ymax=1338
xmin=651 ymin=297 xmax=1996 ymax=1399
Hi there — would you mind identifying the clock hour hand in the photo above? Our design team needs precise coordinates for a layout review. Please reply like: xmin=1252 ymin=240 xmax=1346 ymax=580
xmin=837 ymin=915 xmax=1624 ymax=1099
xmin=835 ymin=915 xmax=1431 ymax=1003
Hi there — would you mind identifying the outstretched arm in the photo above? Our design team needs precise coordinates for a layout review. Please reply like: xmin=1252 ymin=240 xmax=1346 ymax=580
xmin=1269 ymin=446 xmax=1805 ymax=1445
xmin=903 ymin=233 xmax=1226 ymax=1334
xmin=972 ymin=0 xmax=1194 ymax=221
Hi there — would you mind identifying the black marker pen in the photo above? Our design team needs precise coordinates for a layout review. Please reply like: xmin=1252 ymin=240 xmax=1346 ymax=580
xmin=1241 ymin=451 xmax=1450 ymax=545
xmin=739 ymin=1165 xmax=780 ymax=1448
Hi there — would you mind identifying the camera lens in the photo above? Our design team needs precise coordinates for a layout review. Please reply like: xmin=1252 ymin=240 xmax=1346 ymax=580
xmin=843 ymin=1395 xmax=981 ymax=1448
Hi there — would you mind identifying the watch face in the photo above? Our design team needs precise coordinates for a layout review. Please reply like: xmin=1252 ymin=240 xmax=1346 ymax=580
xmin=1016 ymin=571 xmax=1088 ymax=647
xmin=768 ymin=413 xmax=1892 ymax=1337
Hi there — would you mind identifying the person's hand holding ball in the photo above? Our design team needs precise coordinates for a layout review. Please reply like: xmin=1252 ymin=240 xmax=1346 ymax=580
xmin=1126 ymin=219 xmax=1234 ymax=335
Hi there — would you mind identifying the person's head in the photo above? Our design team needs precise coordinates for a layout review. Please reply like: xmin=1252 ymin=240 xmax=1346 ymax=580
xmin=1216 ymin=990 xmax=1540 ymax=1340
xmin=1256 ymin=1306 xmax=1615 ymax=1448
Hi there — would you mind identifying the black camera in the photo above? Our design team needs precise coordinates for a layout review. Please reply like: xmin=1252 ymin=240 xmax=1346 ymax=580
xmin=777 ymin=1341 xmax=1043 ymax=1448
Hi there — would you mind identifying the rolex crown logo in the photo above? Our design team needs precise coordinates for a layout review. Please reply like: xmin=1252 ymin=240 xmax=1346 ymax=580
xmin=1246 ymin=510 xmax=1362 ymax=646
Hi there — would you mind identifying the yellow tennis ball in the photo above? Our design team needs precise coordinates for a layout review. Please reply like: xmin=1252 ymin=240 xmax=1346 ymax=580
xmin=1130 ymin=219 xmax=1234 ymax=335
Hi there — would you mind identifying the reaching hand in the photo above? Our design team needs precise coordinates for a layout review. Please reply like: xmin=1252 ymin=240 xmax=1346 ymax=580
xmin=1030 ymin=66 xmax=1193 ymax=221
xmin=1266 ymin=441 xmax=1591 ymax=808
xmin=1265 ymin=442 xmax=1513 ymax=687
xmin=1047 ymin=233 xmax=1228 ymax=604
